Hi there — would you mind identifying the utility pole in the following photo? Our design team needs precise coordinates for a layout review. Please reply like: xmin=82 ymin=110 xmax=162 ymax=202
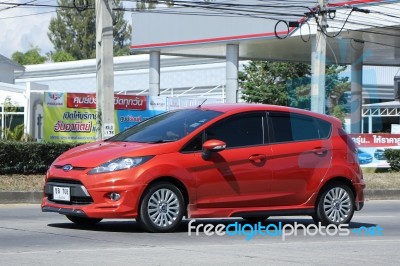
xmin=95 ymin=0 xmax=115 ymax=140
xmin=311 ymin=0 xmax=327 ymax=114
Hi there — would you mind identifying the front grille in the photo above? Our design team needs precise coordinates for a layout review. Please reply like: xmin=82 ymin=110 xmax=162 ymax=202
xmin=47 ymin=178 xmax=82 ymax=185
xmin=47 ymin=195 xmax=93 ymax=205
xmin=54 ymin=165 xmax=88 ymax=171
xmin=45 ymin=178 xmax=93 ymax=205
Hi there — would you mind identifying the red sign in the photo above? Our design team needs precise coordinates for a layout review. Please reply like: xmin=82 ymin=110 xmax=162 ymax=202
xmin=67 ymin=93 xmax=96 ymax=109
xmin=67 ymin=93 xmax=147 ymax=110
xmin=349 ymin=134 xmax=400 ymax=147
xmin=114 ymin=95 xmax=146 ymax=110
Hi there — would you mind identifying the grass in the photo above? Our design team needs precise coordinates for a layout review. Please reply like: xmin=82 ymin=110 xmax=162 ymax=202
xmin=0 ymin=171 xmax=399 ymax=191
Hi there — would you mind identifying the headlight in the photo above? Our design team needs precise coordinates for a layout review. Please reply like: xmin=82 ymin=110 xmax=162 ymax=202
xmin=88 ymin=156 xmax=153 ymax=174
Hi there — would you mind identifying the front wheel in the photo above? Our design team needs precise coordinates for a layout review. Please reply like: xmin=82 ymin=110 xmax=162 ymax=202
xmin=66 ymin=215 xmax=102 ymax=226
xmin=137 ymin=182 xmax=185 ymax=233
xmin=314 ymin=183 xmax=355 ymax=225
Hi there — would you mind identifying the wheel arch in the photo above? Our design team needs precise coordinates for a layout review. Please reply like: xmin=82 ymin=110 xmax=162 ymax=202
xmin=139 ymin=176 xmax=190 ymax=215
xmin=316 ymin=177 xmax=356 ymax=206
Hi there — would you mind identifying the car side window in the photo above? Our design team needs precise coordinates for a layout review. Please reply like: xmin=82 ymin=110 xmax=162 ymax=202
xmin=181 ymin=132 xmax=204 ymax=153
xmin=268 ymin=112 xmax=331 ymax=143
xmin=205 ymin=112 xmax=265 ymax=148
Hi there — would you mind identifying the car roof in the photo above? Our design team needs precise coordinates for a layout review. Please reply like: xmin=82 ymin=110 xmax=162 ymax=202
xmin=197 ymin=103 xmax=339 ymax=124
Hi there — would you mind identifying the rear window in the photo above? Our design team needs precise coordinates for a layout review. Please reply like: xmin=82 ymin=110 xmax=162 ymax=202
xmin=268 ymin=112 xmax=331 ymax=143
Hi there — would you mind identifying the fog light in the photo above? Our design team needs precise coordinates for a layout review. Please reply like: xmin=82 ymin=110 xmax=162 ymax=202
xmin=109 ymin=193 xmax=121 ymax=201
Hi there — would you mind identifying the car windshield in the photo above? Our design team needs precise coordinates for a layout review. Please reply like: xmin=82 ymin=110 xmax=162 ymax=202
xmin=107 ymin=109 xmax=222 ymax=143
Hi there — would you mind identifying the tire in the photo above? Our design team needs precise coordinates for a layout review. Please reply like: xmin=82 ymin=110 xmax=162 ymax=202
xmin=66 ymin=215 xmax=102 ymax=226
xmin=314 ymin=182 xmax=355 ymax=226
xmin=137 ymin=182 xmax=185 ymax=233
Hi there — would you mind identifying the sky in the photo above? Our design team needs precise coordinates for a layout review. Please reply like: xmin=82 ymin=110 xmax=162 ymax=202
xmin=0 ymin=0 xmax=134 ymax=59
xmin=0 ymin=1 xmax=56 ymax=58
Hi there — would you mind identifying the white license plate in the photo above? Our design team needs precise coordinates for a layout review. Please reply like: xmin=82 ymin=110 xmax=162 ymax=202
xmin=53 ymin=186 xmax=70 ymax=201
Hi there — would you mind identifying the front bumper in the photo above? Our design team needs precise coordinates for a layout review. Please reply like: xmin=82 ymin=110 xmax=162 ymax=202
xmin=41 ymin=180 xmax=146 ymax=219
xmin=42 ymin=206 xmax=88 ymax=217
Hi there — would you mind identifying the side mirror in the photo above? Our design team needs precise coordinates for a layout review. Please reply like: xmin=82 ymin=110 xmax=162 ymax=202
xmin=202 ymin=139 xmax=226 ymax=160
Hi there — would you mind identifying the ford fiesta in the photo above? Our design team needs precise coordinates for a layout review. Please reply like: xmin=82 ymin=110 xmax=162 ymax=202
xmin=42 ymin=104 xmax=365 ymax=232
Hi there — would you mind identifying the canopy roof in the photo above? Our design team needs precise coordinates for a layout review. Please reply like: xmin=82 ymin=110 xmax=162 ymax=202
xmin=131 ymin=0 xmax=400 ymax=66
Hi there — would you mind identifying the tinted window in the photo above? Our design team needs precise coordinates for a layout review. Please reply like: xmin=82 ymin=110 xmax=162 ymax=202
xmin=205 ymin=112 xmax=265 ymax=148
xmin=316 ymin=118 xmax=331 ymax=138
xmin=268 ymin=112 xmax=331 ymax=143
xmin=108 ymin=109 xmax=222 ymax=143
xmin=181 ymin=133 xmax=203 ymax=152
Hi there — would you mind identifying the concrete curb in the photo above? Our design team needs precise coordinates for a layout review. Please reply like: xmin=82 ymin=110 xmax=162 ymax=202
xmin=0 ymin=190 xmax=399 ymax=204
xmin=0 ymin=192 xmax=42 ymax=204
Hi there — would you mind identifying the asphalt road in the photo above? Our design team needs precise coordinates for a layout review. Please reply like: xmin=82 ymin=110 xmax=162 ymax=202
xmin=1 ymin=200 xmax=399 ymax=265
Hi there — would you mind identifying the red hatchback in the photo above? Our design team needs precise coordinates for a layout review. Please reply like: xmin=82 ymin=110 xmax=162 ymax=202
xmin=42 ymin=104 xmax=365 ymax=232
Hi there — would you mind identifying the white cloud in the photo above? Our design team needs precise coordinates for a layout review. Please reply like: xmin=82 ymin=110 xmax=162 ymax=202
xmin=0 ymin=1 xmax=134 ymax=59
xmin=0 ymin=2 xmax=55 ymax=58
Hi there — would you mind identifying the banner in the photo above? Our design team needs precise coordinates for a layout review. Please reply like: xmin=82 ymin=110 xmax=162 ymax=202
xmin=349 ymin=133 xmax=400 ymax=168
xmin=44 ymin=93 xmax=221 ymax=143
xmin=44 ymin=92 xmax=161 ymax=142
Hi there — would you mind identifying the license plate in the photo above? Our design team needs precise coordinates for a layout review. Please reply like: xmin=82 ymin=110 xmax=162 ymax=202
xmin=53 ymin=186 xmax=70 ymax=201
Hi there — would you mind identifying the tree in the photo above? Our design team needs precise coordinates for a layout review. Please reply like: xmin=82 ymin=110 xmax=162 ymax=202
xmin=11 ymin=47 xmax=47 ymax=65
xmin=239 ymin=61 xmax=350 ymax=116
xmin=48 ymin=0 xmax=132 ymax=60
xmin=48 ymin=50 xmax=76 ymax=62
xmin=239 ymin=61 xmax=310 ymax=106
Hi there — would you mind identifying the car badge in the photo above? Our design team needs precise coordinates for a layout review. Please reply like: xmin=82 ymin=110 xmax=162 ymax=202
xmin=63 ymin=164 xmax=73 ymax=172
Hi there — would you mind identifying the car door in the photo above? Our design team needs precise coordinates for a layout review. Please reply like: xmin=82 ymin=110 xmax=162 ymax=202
xmin=266 ymin=112 xmax=333 ymax=206
xmin=181 ymin=112 xmax=274 ymax=209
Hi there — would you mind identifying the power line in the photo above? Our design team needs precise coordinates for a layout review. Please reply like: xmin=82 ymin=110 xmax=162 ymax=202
xmin=0 ymin=9 xmax=54 ymax=19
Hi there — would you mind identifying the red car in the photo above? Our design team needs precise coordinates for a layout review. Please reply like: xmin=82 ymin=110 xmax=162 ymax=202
xmin=42 ymin=104 xmax=365 ymax=232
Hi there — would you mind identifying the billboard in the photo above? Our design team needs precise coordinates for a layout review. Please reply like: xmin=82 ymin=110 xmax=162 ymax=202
xmin=349 ymin=133 xmax=400 ymax=168
xmin=44 ymin=92 xmax=160 ymax=142
xmin=44 ymin=92 xmax=222 ymax=142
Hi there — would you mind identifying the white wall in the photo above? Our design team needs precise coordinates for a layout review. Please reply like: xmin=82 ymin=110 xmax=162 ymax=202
xmin=0 ymin=64 xmax=15 ymax=84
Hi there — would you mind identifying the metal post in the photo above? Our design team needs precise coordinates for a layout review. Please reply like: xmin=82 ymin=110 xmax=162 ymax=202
xmin=350 ymin=41 xmax=364 ymax=133
xmin=311 ymin=0 xmax=327 ymax=114
xmin=226 ymin=44 xmax=239 ymax=103
xmin=96 ymin=0 xmax=115 ymax=140
xmin=149 ymin=51 xmax=161 ymax=96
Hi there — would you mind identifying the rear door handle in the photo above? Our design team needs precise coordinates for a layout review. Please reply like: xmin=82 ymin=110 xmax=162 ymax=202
xmin=249 ymin=154 xmax=267 ymax=163
xmin=312 ymin=148 xmax=328 ymax=156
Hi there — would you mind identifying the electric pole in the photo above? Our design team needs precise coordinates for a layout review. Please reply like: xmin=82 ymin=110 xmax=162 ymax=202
xmin=311 ymin=0 xmax=327 ymax=114
xmin=96 ymin=0 xmax=115 ymax=140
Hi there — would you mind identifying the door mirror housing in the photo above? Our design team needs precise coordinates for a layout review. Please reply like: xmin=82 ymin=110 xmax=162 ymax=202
xmin=202 ymin=139 xmax=226 ymax=160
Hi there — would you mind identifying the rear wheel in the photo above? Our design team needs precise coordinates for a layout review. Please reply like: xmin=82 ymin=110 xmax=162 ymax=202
xmin=314 ymin=182 xmax=355 ymax=225
xmin=66 ymin=215 xmax=102 ymax=226
xmin=137 ymin=182 xmax=185 ymax=233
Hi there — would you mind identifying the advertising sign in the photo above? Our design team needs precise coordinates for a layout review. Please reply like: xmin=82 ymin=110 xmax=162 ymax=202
xmin=44 ymin=93 xmax=219 ymax=143
xmin=44 ymin=92 xmax=158 ymax=142
xmin=349 ymin=133 xmax=400 ymax=168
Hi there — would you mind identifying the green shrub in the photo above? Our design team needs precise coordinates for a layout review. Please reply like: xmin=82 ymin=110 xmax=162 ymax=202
xmin=0 ymin=141 xmax=82 ymax=175
xmin=384 ymin=149 xmax=400 ymax=172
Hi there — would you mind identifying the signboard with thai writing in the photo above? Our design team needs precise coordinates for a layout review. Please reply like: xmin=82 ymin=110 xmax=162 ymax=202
xmin=349 ymin=133 xmax=400 ymax=168
xmin=44 ymin=92 xmax=158 ymax=142
xmin=44 ymin=93 xmax=221 ymax=143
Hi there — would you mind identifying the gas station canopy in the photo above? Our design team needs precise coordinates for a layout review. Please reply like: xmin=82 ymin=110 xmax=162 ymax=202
xmin=131 ymin=0 xmax=400 ymax=66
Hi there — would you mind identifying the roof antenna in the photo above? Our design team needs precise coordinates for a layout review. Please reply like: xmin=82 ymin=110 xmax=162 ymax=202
xmin=197 ymin=99 xmax=207 ymax=108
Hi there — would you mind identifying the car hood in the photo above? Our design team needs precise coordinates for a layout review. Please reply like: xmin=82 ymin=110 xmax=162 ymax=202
xmin=53 ymin=141 xmax=173 ymax=167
